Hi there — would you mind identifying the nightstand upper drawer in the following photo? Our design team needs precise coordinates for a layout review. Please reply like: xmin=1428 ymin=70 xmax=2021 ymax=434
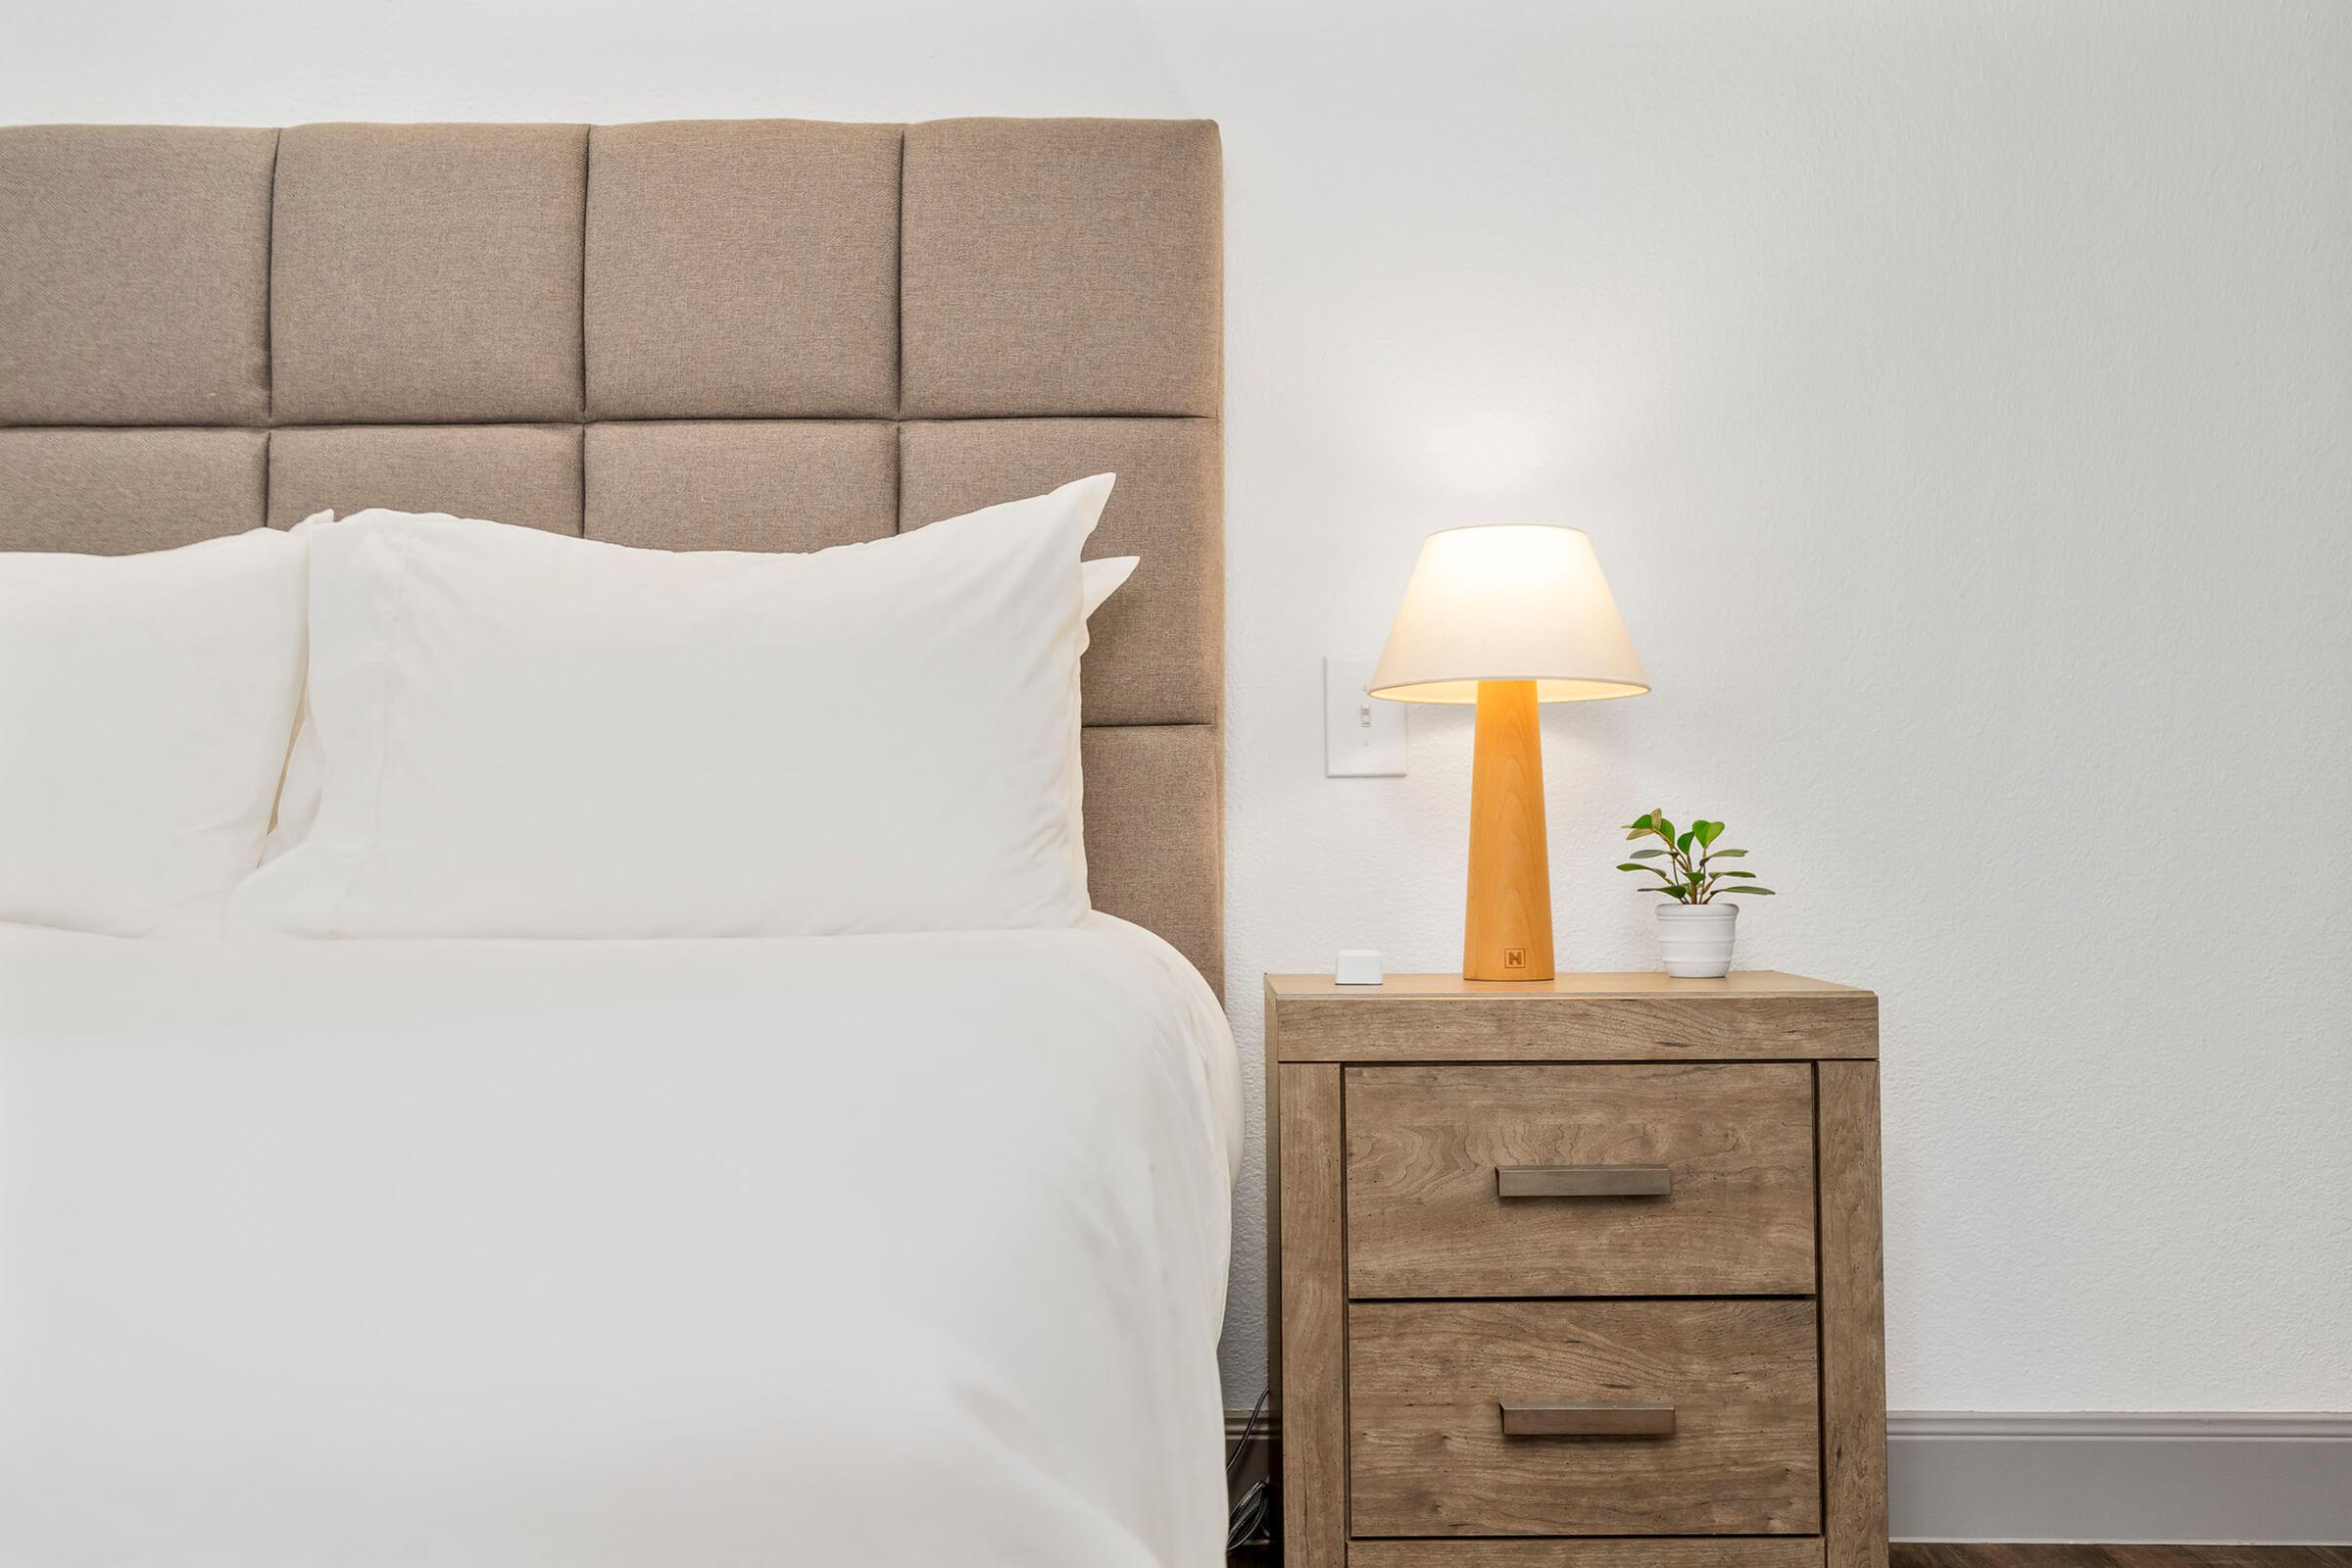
xmin=1349 ymin=1298 xmax=1822 ymax=1537
xmin=1345 ymin=1063 xmax=1816 ymax=1297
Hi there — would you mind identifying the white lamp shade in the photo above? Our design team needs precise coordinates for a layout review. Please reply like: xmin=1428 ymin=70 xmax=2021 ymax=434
xmin=1368 ymin=524 xmax=1648 ymax=704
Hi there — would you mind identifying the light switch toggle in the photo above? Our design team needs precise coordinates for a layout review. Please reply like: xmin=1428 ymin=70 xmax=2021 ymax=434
xmin=1325 ymin=656 xmax=1406 ymax=777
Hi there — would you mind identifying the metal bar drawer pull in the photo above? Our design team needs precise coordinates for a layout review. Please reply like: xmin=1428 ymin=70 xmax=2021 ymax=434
xmin=1500 ymin=1402 xmax=1678 ymax=1439
xmin=1494 ymin=1164 xmax=1671 ymax=1199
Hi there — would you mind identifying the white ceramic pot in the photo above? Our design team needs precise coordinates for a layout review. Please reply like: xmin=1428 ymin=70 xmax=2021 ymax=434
xmin=1655 ymin=901 xmax=1739 ymax=978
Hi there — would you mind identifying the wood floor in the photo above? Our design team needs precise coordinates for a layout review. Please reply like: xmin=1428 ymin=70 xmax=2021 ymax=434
xmin=1893 ymin=1550 xmax=2352 ymax=1568
xmin=1230 ymin=1550 xmax=2349 ymax=1567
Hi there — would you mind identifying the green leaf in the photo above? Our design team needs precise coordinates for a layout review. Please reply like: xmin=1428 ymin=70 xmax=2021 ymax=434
xmin=1708 ymin=848 xmax=1748 ymax=858
xmin=1694 ymin=819 xmax=1724 ymax=848
xmin=1629 ymin=848 xmax=1668 ymax=858
xmin=1615 ymin=863 xmax=1653 ymax=873
xmin=1626 ymin=813 xmax=1653 ymax=831
xmin=1676 ymin=829 xmax=1694 ymax=853
xmin=1655 ymin=816 xmax=1675 ymax=843
xmin=1719 ymin=886 xmax=1777 ymax=895
xmin=1712 ymin=869 xmax=1758 ymax=878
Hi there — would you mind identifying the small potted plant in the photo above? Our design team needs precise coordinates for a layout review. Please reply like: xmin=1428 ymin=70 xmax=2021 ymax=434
xmin=1616 ymin=810 xmax=1774 ymax=977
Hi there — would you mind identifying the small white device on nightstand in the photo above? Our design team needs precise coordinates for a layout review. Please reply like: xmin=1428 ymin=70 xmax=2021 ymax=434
xmin=1335 ymin=949 xmax=1385 ymax=986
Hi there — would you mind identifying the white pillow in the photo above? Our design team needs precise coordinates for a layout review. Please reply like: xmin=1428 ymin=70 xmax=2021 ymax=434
xmin=1082 ymin=554 xmax=1140 ymax=619
xmin=259 ymin=535 xmax=1144 ymax=865
xmin=0 ymin=528 xmax=308 ymax=936
xmin=230 ymin=476 xmax=1113 ymax=939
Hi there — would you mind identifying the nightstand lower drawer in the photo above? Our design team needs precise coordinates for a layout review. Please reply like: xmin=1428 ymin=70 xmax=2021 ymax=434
xmin=1349 ymin=1542 xmax=1825 ymax=1568
xmin=1348 ymin=1299 xmax=1821 ymax=1538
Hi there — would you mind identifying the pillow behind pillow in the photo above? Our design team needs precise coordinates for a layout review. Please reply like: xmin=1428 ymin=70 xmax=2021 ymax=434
xmin=230 ymin=475 xmax=1113 ymax=939
xmin=0 ymin=528 xmax=308 ymax=936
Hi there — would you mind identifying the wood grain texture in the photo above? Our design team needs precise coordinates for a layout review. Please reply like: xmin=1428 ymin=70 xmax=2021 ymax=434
xmin=1261 ymin=975 xmax=1883 ymax=1566
xmin=1294 ymin=1545 xmax=2337 ymax=1568
xmin=1348 ymin=1298 xmax=1821 ymax=1538
xmin=1264 ymin=998 xmax=1283 ymax=1413
xmin=1348 ymin=1540 xmax=1826 ymax=1568
xmin=1268 ymin=971 xmax=1871 ymax=999
xmin=1885 ymin=1552 xmax=2350 ymax=1568
xmin=1277 ymin=1062 xmax=1348 ymax=1568
xmin=1463 ymin=679 xmax=1554 ymax=980
xmin=1346 ymin=1063 xmax=1816 ymax=1297
xmin=1818 ymin=1061 xmax=1888 ymax=1568
xmin=1270 ymin=986 xmax=1878 ymax=1064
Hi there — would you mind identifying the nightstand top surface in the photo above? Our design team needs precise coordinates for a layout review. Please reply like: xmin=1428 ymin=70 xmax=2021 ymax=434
xmin=1264 ymin=970 xmax=1878 ymax=1060
xmin=1265 ymin=969 xmax=1869 ymax=1001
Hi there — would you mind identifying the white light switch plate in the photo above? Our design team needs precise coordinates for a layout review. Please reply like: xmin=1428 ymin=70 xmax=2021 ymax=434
xmin=1325 ymin=656 xmax=1406 ymax=777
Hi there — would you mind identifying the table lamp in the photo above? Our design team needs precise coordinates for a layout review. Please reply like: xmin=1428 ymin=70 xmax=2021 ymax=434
xmin=1368 ymin=525 xmax=1648 ymax=981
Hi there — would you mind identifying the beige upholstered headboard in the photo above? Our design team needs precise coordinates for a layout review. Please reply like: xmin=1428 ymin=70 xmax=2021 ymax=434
xmin=0 ymin=119 xmax=1224 ymax=988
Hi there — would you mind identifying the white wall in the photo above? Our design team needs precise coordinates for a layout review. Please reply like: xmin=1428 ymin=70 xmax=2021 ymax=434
xmin=9 ymin=0 xmax=2346 ymax=1416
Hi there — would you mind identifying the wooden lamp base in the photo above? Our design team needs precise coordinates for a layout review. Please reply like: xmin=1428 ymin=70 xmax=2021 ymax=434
xmin=1463 ymin=679 xmax=1555 ymax=981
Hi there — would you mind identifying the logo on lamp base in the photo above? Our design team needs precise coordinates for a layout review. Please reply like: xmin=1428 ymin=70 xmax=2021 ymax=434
xmin=1503 ymin=948 xmax=1528 ymax=970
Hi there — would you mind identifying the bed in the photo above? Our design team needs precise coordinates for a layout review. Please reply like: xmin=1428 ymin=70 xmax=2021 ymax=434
xmin=0 ymin=119 xmax=1232 ymax=1565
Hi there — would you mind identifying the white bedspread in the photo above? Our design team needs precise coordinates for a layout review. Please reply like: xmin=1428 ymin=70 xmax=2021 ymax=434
xmin=0 ymin=913 xmax=1239 ymax=1567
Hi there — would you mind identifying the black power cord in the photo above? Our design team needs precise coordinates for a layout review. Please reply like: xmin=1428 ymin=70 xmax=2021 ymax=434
xmin=1226 ymin=1390 xmax=1273 ymax=1553
xmin=1226 ymin=1477 xmax=1272 ymax=1555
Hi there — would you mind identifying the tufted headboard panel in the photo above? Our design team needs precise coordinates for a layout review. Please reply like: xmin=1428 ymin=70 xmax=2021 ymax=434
xmin=0 ymin=119 xmax=1224 ymax=988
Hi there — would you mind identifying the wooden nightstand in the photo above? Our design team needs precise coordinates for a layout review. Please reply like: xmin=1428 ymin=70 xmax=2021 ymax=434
xmin=1266 ymin=972 xmax=1886 ymax=1568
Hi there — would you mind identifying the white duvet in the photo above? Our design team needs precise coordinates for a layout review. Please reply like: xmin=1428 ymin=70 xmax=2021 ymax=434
xmin=0 ymin=913 xmax=1240 ymax=1568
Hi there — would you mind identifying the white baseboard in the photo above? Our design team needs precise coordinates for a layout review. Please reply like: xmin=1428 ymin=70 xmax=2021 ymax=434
xmin=1232 ymin=1408 xmax=2352 ymax=1544
xmin=1890 ymin=1410 xmax=2352 ymax=1544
